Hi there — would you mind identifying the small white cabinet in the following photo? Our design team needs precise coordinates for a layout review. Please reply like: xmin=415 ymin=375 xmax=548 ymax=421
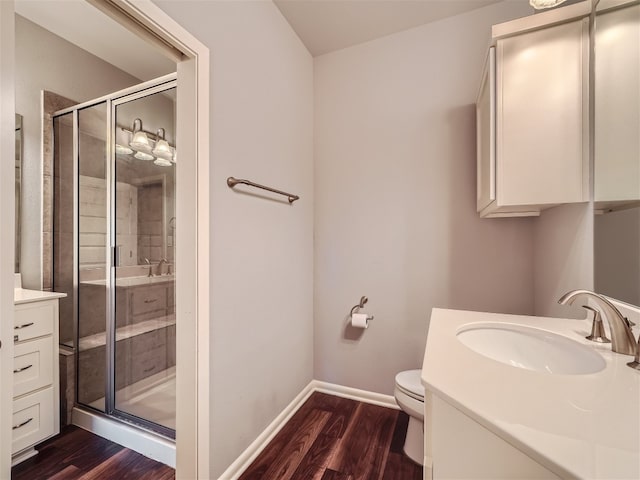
xmin=12 ymin=290 xmax=65 ymax=466
xmin=477 ymin=15 xmax=590 ymax=218
xmin=426 ymin=393 xmax=560 ymax=479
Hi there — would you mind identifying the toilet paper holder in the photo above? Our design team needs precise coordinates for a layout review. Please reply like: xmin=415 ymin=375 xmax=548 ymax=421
xmin=350 ymin=296 xmax=374 ymax=321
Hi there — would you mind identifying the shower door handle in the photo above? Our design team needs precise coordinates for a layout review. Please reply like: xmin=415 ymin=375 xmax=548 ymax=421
xmin=113 ymin=245 xmax=122 ymax=267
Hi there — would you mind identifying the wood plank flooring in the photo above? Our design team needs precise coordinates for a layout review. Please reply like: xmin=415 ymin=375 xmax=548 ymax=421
xmin=11 ymin=393 xmax=420 ymax=480
xmin=240 ymin=392 xmax=423 ymax=480
xmin=11 ymin=426 xmax=175 ymax=480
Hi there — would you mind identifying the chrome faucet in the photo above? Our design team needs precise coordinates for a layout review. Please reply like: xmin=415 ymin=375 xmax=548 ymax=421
xmin=558 ymin=290 xmax=636 ymax=356
xmin=144 ymin=258 xmax=153 ymax=277
xmin=158 ymin=258 xmax=168 ymax=276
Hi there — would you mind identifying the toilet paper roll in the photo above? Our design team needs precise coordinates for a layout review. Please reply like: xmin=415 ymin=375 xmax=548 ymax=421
xmin=351 ymin=313 xmax=369 ymax=329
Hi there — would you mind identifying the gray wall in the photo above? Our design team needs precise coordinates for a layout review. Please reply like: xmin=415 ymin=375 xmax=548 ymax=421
xmin=594 ymin=207 xmax=640 ymax=306
xmin=533 ymin=203 xmax=594 ymax=319
xmin=313 ymin=1 xmax=536 ymax=395
xmin=15 ymin=15 xmax=142 ymax=289
xmin=153 ymin=1 xmax=314 ymax=477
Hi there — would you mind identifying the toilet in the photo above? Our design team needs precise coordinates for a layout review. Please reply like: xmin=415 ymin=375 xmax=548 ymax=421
xmin=394 ymin=369 xmax=425 ymax=465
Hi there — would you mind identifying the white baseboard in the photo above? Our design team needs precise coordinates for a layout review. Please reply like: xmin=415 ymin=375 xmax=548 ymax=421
xmin=218 ymin=381 xmax=399 ymax=480
xmin=218 ymin=381 xmax=316 ymax=480
xmin=11 ymin=447 xmax=38 ymax=467
xmin=311 ymin=380 xmax=399 ymax=410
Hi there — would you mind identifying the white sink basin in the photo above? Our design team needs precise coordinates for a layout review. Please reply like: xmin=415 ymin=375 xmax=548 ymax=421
xmin=456 ymin=322 xmax=606 ymax=375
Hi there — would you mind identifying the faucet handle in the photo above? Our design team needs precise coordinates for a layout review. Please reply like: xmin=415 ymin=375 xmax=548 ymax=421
xmin=583 ymin=305 xmax=610 ymax=344
xmin=627 ymin=332 xmax=640 ymax=371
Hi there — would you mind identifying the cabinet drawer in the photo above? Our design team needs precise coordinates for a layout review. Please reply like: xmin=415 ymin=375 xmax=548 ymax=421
xmin=14 ymin=302 xmax=55 ymax=342
xmin=131 ymin=330 xmax=168 ymax=384
xmin=13 ymin=338 xmax=54 ymax=398
xmin=130 ymin=286 xmax=167 ymax=316
xmin=12 ymin=388 xmax=55 ymax=454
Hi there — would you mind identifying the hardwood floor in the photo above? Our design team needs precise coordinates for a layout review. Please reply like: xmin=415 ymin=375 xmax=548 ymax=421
xmin=11 ymin=393 xmax=420 ymax=480
xmin=239 ymin=392 xmax=423 ymax=480
xmin=11 ymin=426 xmax=175 ymax=480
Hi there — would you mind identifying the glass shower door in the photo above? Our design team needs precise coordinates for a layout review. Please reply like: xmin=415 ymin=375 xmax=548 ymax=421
xmin=76 ymin=102 xmax=109 ymax=412
xmin=112 ymin=86 xmax=176 ymax=435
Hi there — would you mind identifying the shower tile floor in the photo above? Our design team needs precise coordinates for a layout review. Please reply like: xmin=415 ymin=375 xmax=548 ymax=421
xmin=89 ymin=367 xmax=176 ymax=430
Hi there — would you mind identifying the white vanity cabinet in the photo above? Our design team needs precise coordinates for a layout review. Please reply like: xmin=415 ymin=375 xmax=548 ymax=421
xmin=477 ymin=14 xmax=590 ymax=218
xmin=12 ymin=290 xmax=65 ymax=466
xmin=426 ymin=394 xmax=560 ymax=479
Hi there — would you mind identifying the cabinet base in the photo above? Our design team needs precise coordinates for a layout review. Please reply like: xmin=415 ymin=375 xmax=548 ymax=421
xmin=11 ymin=447 xmax=38 ymax=467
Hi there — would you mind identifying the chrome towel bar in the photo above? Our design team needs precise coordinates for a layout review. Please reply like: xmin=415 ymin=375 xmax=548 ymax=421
xmin=227 ymin=177 xmax=300 ymax=204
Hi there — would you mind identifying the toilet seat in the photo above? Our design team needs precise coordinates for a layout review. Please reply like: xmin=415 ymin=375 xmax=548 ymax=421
xmin=395 ymin=369 xmax=425 ymax=402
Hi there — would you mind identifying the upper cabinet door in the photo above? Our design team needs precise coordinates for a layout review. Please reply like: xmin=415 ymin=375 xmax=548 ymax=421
xmin=594 ymin=2 xmax=640 ymax=207
xmin=476 ymin=47 xmax=496 ymax=213
xmin=496 ymin=19 xmax=590 ymax=209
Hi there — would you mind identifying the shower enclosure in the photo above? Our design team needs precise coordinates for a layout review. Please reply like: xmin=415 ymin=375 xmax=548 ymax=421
xmin=52 ymin=76 xmax=177 ymax=438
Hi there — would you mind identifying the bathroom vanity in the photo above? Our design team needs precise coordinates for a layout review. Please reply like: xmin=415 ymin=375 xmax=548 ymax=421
xmin=76 ymin=276 xmax=176 ymax=407
xmin=12 ymin=287 xmax=66 ymax=465
xmin=422 ymin=308 xmax=639 ymax=480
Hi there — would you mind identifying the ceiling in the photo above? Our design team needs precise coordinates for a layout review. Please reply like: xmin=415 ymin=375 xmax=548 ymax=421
xmin=14 ymin=0 xmax=175 ymax=81
xmin=274 ymin=0 xmax=506 ymax=57
xmin=16 ymin=0 xmax=515 ymax=72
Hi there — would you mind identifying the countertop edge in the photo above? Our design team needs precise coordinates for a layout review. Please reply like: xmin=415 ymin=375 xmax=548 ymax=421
xmin=14 ymin=288 xmax=67 ymax=305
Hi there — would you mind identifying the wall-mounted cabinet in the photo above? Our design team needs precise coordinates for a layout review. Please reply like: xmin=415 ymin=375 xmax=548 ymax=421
xmin=477 ymin=14 xmax=590 ymax=218
xmin=594 ymin=1 xmax=640 ymax=211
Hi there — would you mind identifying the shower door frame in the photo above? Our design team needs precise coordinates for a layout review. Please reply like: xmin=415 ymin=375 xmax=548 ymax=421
xmin=107 ymin=79 xmax=178 ymax=439
xmin=52 ymin=76 xmax=178 ymax=439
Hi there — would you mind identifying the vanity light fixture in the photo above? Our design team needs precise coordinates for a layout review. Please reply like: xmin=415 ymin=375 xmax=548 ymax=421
xmin=529 ymin=0 xmax=568 ymax=9
xmin=152 ymin=128 xmax=173 ymax=161
xmin=121 ymin=118 xmax=175 ymax=165
xmin=129 ymin=118 xmax=152 ymax=154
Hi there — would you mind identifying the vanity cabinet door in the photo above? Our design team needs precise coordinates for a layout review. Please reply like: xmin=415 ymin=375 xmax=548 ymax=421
xmin=477 ymin=18 xmax=590 ymax=217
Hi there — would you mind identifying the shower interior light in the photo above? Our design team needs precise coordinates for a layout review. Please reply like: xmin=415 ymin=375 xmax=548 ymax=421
xmin=129 ymin=118 xmax=152 ymax=154
xmin=115 ymin=144 xmax=133 ymax=155
xmin=529 ymin=0 xmax=568 ymax=9
xmin=152 ymin=128 xmax=173 ymax=160
xmin=154 ymin=157 xmax=173 ymax=167
xmin=134 ymin=151 xmax=154 ymax=161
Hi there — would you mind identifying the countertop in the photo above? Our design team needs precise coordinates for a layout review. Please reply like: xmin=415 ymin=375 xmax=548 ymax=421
xmin=14 ymin=288 xmax=67 ymax=305
xmin=422 ymin=308 xmax=640 ymax=480
xmin=80 ymin=275 xmax=175 ymax=288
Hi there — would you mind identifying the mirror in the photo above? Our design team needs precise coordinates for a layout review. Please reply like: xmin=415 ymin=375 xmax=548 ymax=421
xmin=593 ymin=0 xmax=640 ymax=306
xmin=15 ymin=113 xmax=22 ymax=273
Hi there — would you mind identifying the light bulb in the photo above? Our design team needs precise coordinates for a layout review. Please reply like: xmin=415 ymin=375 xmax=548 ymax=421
xmin=529 ymin=0 xmax=568 ymax=9
xmin=115 ymin=144 xmax=133 ymax=155
xmin=134 ymin=151 xmax=154 ymax=161
xmin=152 ymin=139 xmax=173 ymax=160
xmin=154 ymin=157 xmax=173 ymax=167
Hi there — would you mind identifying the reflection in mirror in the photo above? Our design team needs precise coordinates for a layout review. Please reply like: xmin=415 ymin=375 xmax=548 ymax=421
xmin=594 ymin=0 xmax=640 ymax=306
xmin=15 ymin=114 xmax=22 ymax=273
